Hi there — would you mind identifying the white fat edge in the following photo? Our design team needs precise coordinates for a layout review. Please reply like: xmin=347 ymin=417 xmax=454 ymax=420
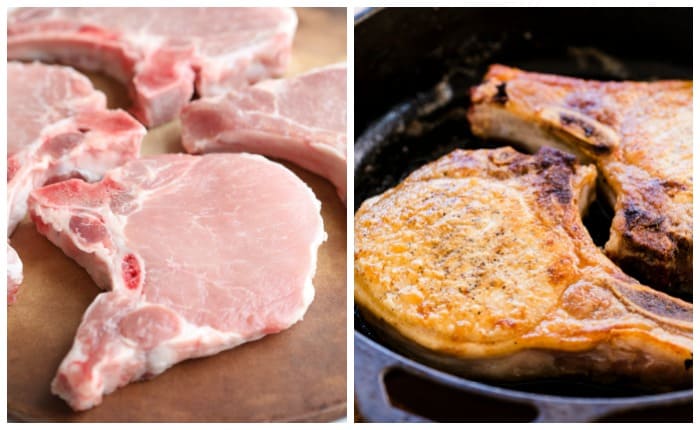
xmin=146 ymin=318 xmax=247 ymax=375
xmin=97 ymin=345 xmax=143 ymax=396
xmin=281 ymin=7 xmax=299 ymax=35
xmin=283 ymin=217 xmax=326 ymax=326
xmin=7 ymin=244 xmax=23 ymax=282
xmin=7 ymin=116 xmax=77 ymax=232
xmin=233 ymin=67 xmax=288 ymax=93
xmin=143 ymin=344 xmax=179 ymax=376
xmin=288 ymin=164 xmax=326 ymax=322
xmin=221 ymin=109 xmax=343 ymax=154
xmin=308 ymin=136 xmax=347 ymax=162
xmin=8 ymin=160 xmax=48 ymax=234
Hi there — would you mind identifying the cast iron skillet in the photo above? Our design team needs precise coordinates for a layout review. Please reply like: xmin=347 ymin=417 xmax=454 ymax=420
xmin=354 ymin=7 xmax=692 ymax=422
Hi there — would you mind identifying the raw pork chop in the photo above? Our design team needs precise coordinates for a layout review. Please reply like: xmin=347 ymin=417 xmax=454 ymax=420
xmin=181 ymin=64 xmax=347 ymax=201
xmin=469 ymin=65 xmax=692 ymax=295
xmin=29 ymin=153 xmax=325 ymax=410
xmin=7 ymin=243 xmax=23 ymax=305
xmin=7 ymin=61 xmax=144 ymax=304
xmin=355 ymin=147 xmax=692 ymax=389
xmin=8 ymin=7 xmax=297 ymax=127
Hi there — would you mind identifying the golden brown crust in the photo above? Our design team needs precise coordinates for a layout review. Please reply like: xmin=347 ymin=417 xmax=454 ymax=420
xmin=354 ymin=147 xmax=692 ymax=388
xmin=468 ymin=65 xmax=692 ymax=294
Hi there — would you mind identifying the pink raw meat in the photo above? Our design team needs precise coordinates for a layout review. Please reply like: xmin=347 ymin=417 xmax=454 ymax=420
xmin=28 ymin=153 xmax=325 ymax=410
xmin=181 ymin=64 xmax=347 ymax=201
xmin=7 ymin=61 xmax=144 ymax=304
xmin=7 ymin=243 xmax=23 ymax=305
xmin=8 ymin=7 xmax=297 ymax=127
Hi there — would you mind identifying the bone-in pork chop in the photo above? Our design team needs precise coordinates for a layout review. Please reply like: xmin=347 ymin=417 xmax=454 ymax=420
xmin=29 ymin=153 xmax=325 ymax=410
xmin=9 ymin=7 xmax=297 ymax=127
xmin=469 ymin=65 xmax=692 ymax=295
xmin=7 ymin=61 xmax=144 ymax=304
xmin=355 ymin=147 xmax=692 ymax=389
xmin=181 ymin=64 xmax=347 ymax=201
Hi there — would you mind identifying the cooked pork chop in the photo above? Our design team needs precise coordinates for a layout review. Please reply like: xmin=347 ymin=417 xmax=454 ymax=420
xmin=181 ymin=64 xmax=347 ymax=201
xmin=355 ymin=147 xmax=692 ymax=389
xmin=8 ymin=7 xmax=297 ymax=126
xmin=29 ymin=153 xmax=325 ymax=410
xmin=469 ymin=65 xmax=692 ymax=295
xmin=7 ymin=61 xmax=144 ymax=304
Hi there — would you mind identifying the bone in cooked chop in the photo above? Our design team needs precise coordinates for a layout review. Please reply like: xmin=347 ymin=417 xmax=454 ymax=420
xmin=181 ymin=64 xmax=347 ymax=201
xmin=8 ymin=7 xmax=297 ymax=127
xmin=7 ymin=61 xmax=144 ymax=304
xmin=29 ymin=153 xmax=326 ymax=410
xmin=469 ymin=65 xmax=692 ymax=296
xmin=354 ymin=147 xmax=692 ymax=389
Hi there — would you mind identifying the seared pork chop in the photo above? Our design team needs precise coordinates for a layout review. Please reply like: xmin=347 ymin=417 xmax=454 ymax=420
xmin=469 ymin=65 xmax=692 ymax=295
xmin=354 ymin=147 xmax=692 ymax=389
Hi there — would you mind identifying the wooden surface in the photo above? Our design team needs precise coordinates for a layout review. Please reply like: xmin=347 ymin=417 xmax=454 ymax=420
xmin=7 ymin=7 xmax=347 ymax=422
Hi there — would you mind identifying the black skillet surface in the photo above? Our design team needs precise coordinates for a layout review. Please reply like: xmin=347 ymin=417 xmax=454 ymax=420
xmin=354 ymin=7 xmax=692 ymax=422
